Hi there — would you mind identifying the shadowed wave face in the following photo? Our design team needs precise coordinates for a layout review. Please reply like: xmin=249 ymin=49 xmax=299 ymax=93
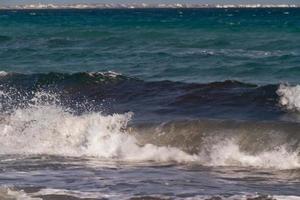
xmin=0 ymin=71 xmax=283 ymax=122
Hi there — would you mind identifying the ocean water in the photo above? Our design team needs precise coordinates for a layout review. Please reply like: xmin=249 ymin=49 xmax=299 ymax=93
xmin=0 ymin=8 xmax=300 ymax=200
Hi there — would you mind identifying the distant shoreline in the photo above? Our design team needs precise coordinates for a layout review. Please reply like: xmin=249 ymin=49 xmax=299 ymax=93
xmin=0 ymin=3 xmax=299 ymax=10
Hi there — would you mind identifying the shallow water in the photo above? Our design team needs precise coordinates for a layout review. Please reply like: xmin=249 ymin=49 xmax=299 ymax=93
xmin=0 ymin=156 xmax=300 ymax=200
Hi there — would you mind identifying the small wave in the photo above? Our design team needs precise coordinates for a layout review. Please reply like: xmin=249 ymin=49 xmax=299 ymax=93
xmin=0 ymin=186 xmax=110 ymax=200
xmin=134 ymin=119 xmax=300 ymax=169
xmin=46 ymin=38 xmax=82 ymax=48
xmin=0 ymin=71 xmax=8 ymax=77
xmin=172 ymin=49 xmax=297 ymax=59
xmin=0 ymin=186 xmax=41 ymax=200
xmin=0 ymin=71 xmax=127 ymax=91
xmin=201 ymin=139 xmax=299 ymax=169
xmin=277 ymin=84 xmax=300 ymax=112
xmin=88 ymin=71 xmax=122 ymax=78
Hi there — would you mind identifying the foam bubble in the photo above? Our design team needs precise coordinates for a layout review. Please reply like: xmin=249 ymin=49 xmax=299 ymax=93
xmin=0 ymin=71 xmax=8 ymax=77
xmin=201 ymin=139 xmax=300 ymax=169
xmin=0 ymin=186 xmax=41 ymax=200
xmin=277 ymin=84 xmax=300 ymax=111
xmin=88 ymin=71 xmax=122 ymax=78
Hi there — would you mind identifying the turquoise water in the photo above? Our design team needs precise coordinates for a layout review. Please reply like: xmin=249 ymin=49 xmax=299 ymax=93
xmin=0 ymin=8 xmax=300 ymax=84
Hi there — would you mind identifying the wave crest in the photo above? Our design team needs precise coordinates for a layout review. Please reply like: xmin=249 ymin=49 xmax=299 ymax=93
xmin=277 ymin=84 xmax=300 ymax=111
xmin=0 ymin=91 xmax=198 ymax=163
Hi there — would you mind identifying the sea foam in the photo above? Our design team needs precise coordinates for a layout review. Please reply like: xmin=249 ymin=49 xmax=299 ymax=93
xmin=0 ymin=90 xmax=198 ymax=163
xmin=277 ymin=84 xmax=300 ymax=111
xmin=2 ymin=186 xmax=300 ymax=200
xmin=0 ymin=89 xmax=299 ymax=169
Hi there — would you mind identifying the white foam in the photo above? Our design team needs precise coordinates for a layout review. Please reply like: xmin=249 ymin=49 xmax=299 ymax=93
xmin=32 ymin=188 xmax=115 ymax=199
xmin=200 ymin=139 xmax=300 ymax=169
xmin=277 ymin=84 xmax=300 ymax=111
xmin=0 ymin=91 xmax=299 ymax=169
xmin=0 ymin=71 xmax=8 ymax=77
xmin=0 ymin=186 xmax=116 ymax=200
xmin=1 ymin=187 xmax=300 ymax=200
xmin=0 ymin=97 xmax=198 ymax=163
xmin=0 ymin=103 xmax=299 ymax=169
xmin=185 ymin=195 xmax=300 ymax=200
xmin=90 ymin=71 xmax=122 ymax=78
xmin=0 ymin=186 xmax=41 ymax=200
xmin=275 ymin=196 xmax=300 ymax=200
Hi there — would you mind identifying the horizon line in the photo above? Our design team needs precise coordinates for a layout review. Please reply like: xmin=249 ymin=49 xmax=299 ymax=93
xmin=0 ymin=3 xmax=299 ymax=9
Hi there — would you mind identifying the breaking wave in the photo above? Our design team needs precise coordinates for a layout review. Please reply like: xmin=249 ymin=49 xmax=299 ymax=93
xmin=277 ymin=83 xmax=300 ymax=112
xmin=0 ymin=90 xmax=299 ymax=169
xmin=0 ymin=72 xmax=299 ymax=169
xmin=0 ymin=90 xmax=198 ymax=163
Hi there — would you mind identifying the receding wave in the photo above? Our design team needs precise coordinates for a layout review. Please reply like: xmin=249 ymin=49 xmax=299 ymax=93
xmin=1 ymin=186 xmax=300 ymax=200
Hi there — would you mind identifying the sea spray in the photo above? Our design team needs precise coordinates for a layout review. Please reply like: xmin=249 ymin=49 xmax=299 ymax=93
xmin=277 ymin=84 xmax=300 ymax=112
xmin=0 ymin=90 xmax=198 ymax=162
xmin=0 ymin=90 xmax=299 ymax=169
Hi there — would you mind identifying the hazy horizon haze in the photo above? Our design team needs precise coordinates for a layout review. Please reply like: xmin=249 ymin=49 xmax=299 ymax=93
xmin=1 ymin=0 xmax=299 ymax=6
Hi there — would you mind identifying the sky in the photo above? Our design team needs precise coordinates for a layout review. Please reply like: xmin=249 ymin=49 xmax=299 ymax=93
xmin=0 ymin=0 xmax=298 ymax=5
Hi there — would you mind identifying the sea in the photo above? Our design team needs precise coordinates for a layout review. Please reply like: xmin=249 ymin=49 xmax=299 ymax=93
xmin=0 ymin=7 xmax=300 ymax=200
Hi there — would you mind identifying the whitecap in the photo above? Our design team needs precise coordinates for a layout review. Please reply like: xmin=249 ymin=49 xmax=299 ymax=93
xmin=277 ymin=84 xmax=300 ymax=112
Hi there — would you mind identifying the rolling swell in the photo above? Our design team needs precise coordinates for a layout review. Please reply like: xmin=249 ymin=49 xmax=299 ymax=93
xmin=0 ymin=71 xmax=284 ymax=121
